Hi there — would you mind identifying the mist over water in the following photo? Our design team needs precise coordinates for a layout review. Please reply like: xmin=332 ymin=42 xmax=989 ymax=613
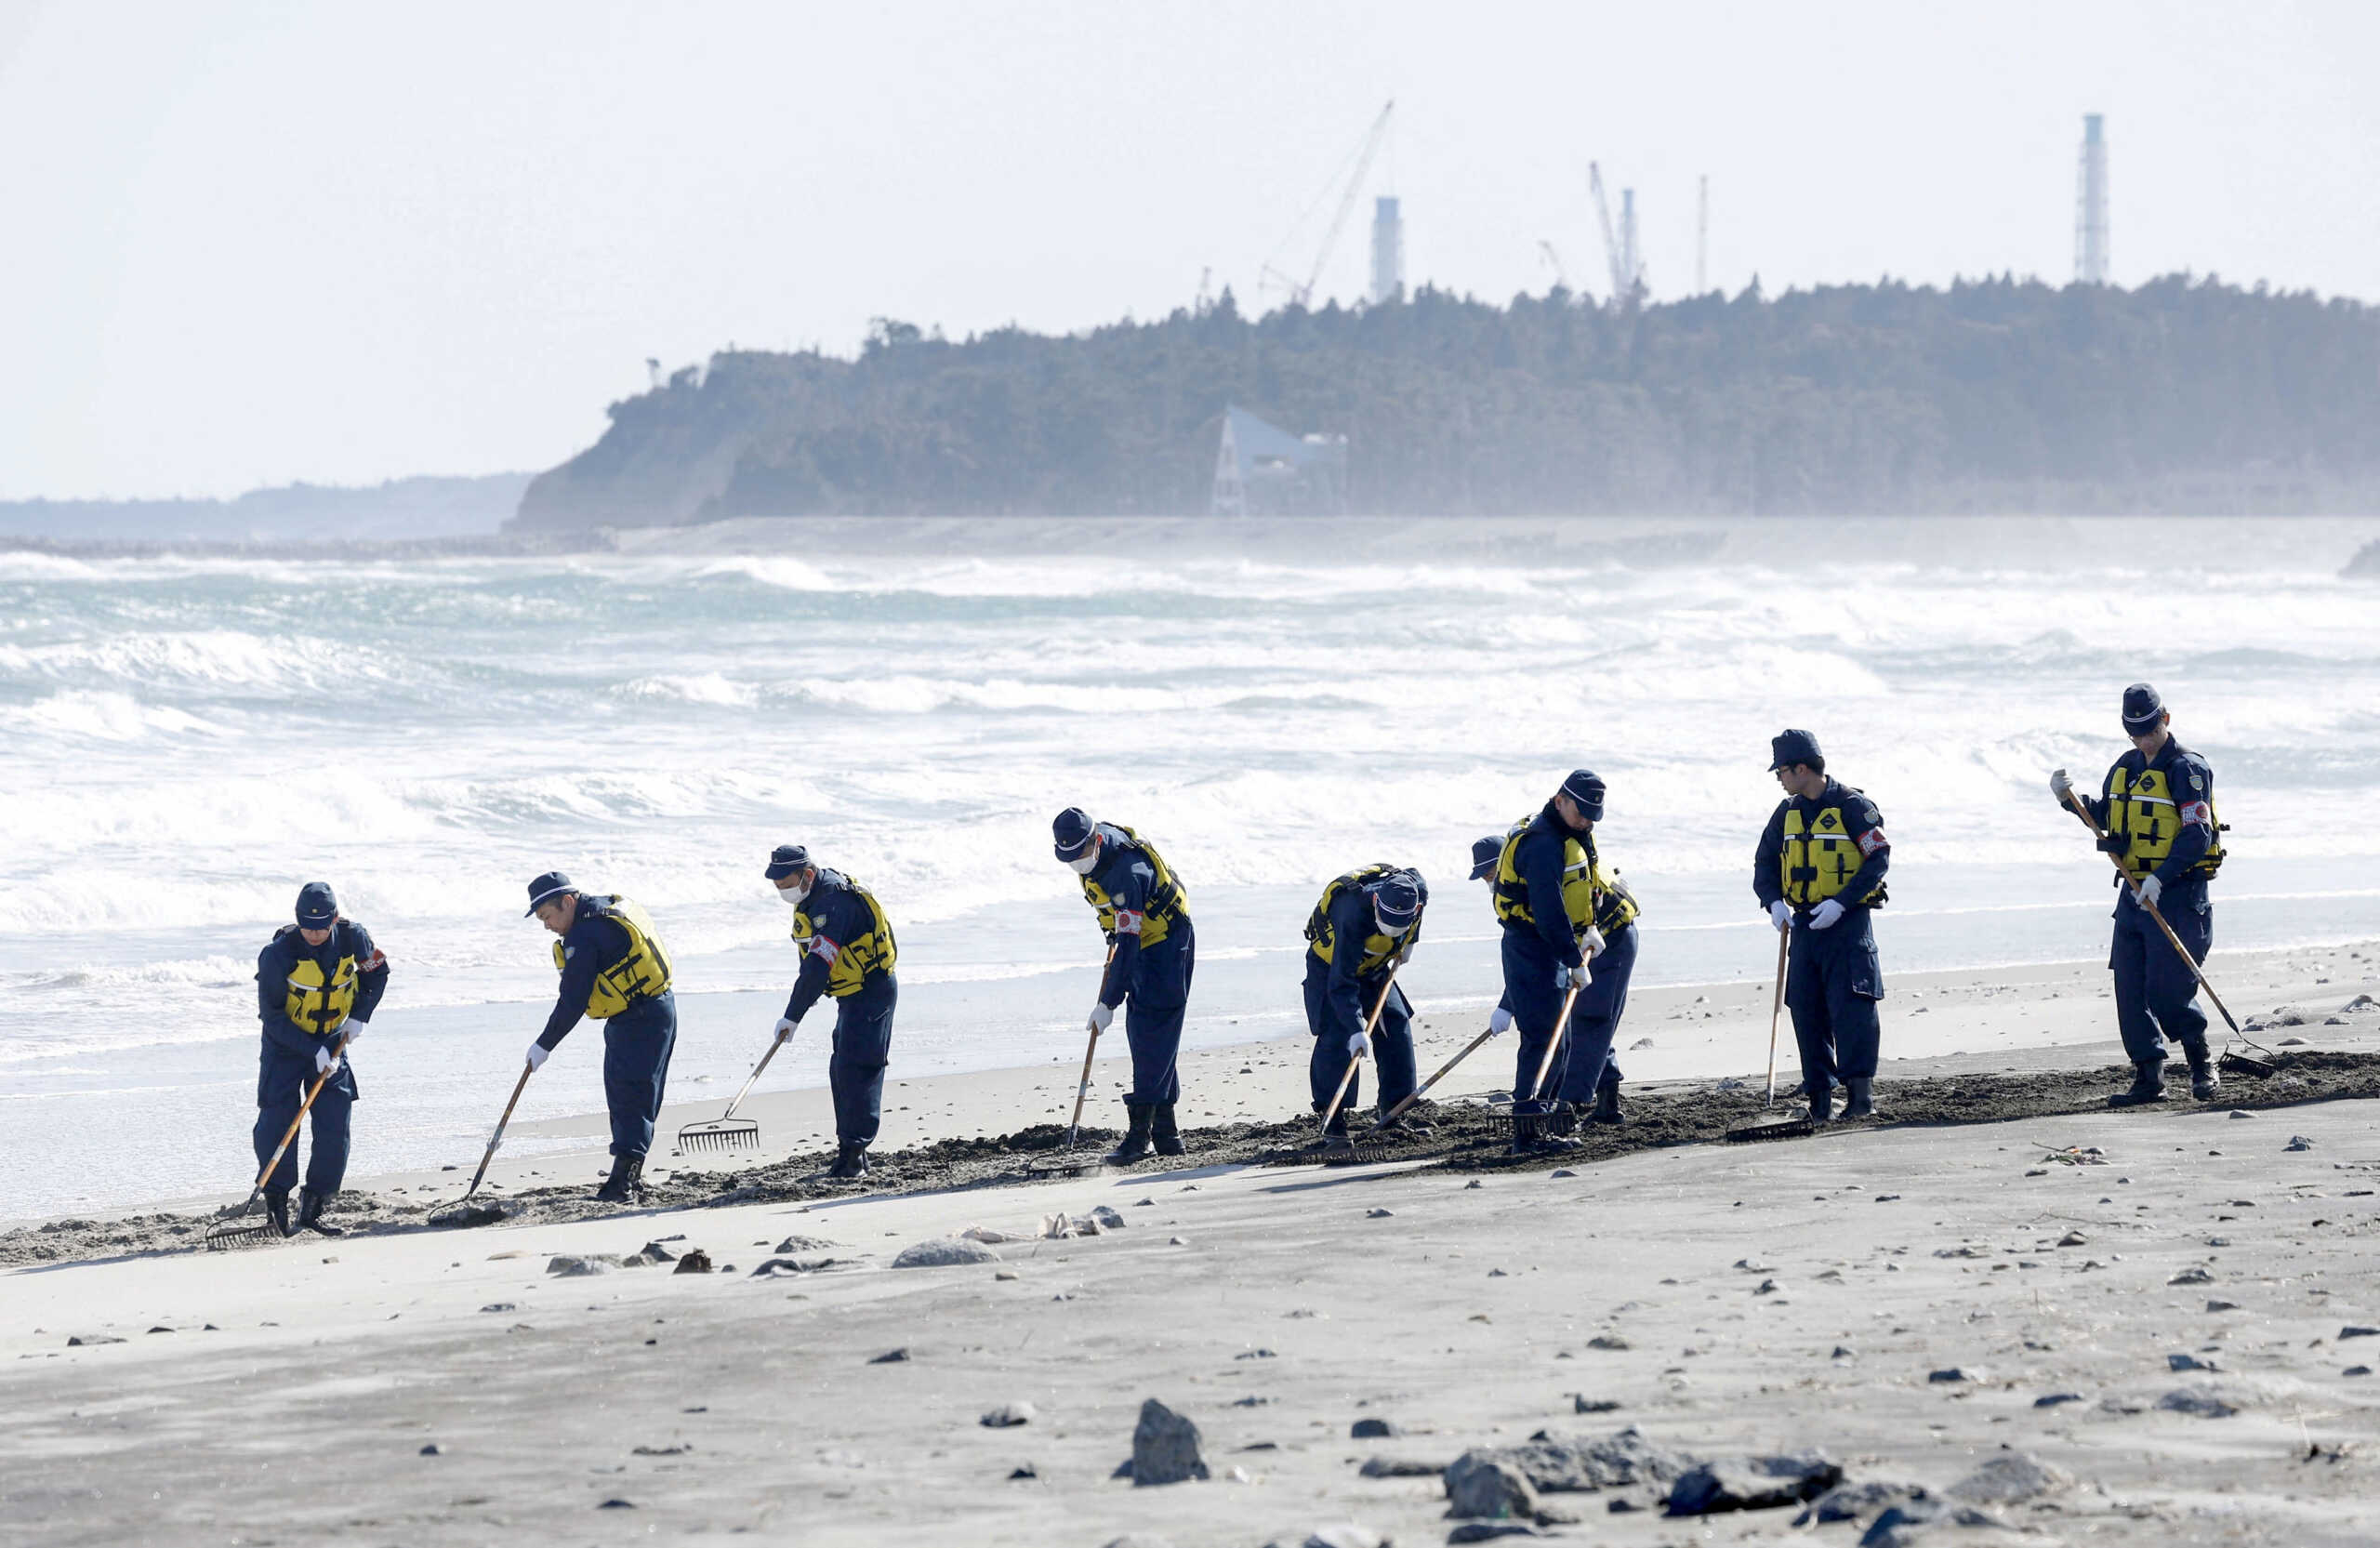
xmin=6 ymin=517 xmax=2378 ymax=1219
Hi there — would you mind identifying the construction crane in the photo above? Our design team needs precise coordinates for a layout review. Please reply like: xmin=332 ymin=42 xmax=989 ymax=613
xmin=1587 ymin=163 xmax=1633 ymax=308
xmin=1261 ymin=100 xmax=1395 ymax=309
xmin=1537 ymin=240 xmax=1569 ymax=290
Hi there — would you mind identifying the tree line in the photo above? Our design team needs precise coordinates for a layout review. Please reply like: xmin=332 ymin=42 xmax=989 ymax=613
xmin=513 ymin=276 xmax=2380 ymax=526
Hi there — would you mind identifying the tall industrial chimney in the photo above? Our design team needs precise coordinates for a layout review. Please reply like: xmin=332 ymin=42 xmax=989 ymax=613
xmin=2075 ymin=114 xmax=2109 ymax=284
xmin=1369 ymin=196 xmax=1405 ymax=305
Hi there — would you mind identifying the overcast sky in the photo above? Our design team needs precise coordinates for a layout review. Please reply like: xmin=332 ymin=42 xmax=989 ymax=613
xmin=3 ymin=1 xmax=2373 ymax=500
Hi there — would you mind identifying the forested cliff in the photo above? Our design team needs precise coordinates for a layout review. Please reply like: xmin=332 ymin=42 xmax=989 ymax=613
xmin=512 ymin=277 xmax=2380 ymax=526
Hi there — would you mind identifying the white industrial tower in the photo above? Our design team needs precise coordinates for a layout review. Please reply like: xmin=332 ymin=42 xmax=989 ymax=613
xmin=2075 ymin=113 xmax=2109 ymax=284
xmin=1369 ymin=196 xmax=1405 ymax=305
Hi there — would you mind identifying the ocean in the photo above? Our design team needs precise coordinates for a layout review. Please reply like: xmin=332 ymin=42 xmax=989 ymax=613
xmin=7 ymin=515 xmax=2378 ymax=1220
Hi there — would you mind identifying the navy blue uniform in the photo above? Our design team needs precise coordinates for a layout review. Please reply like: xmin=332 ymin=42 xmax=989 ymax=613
xmin=1753 ymin=779 xmax=1889 ymax=1098
xmin=784 ymin=872 xmax=899 ymax=1146
xmin=253 ymin=920 xmax=388 ymax=1196
xmin=1501 ymin=804 xmax=1587 ymax=1114
xmin=1554 ymin=919 xmax=1639 ymax=1107
xmin=2076 ymin=738 xmax=2218 ymax=1063
xmin=1085 ymin=824 xmax=1196 ymax=1106
xmin=1302 ymin=874 xmax=1427 ymax=1118
xmin=539 ymin=899 xmax=678 ymax=1159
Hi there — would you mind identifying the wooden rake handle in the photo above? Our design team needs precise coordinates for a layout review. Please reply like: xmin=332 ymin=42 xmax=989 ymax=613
xmin=1765 ymin=924 xmax=1790 ymax=1105
xmin=1318 ymin=962 xmax=1402 ymax=1135
xmin=1523 ymin=980 xmax=1585 ymax=1107
xmin=241 ymin=1025 xmax=358 ymax=1203
xmin=1065 ymin=946 xmax=1120 ymax=1145
xmin=2061 ymin=786 xmax=2245 ymax=1039
xmin=1368 ymin=1021 xmax=1497 ymax=1135
xmin=457 ymin=1064 xmax=536 ymax=1202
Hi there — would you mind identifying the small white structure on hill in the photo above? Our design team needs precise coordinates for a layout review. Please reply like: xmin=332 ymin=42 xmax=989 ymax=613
xmin=1210 ymin=405 xmax=1349 ymax=517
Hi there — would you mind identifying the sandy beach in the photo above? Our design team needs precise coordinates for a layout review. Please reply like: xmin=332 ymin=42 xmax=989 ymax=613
xmin=7 ymin=939 xmax=2380 ymax=1546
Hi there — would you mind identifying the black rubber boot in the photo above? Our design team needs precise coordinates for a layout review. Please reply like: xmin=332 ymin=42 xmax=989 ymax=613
xmin=1151 ymin=1103 xmax=1187 ymax=1158
xmin=2179 ymin=1038 xmax=2219 ymax=1101
xmin=2109 ymin=1059 xmax=2168 ymax=1107
xmin=1313 ymin=1106 xmax=1353 ymax=1154
xmin=1806 ymin=1085 xmax=1835 ymax=1125
xmin=1507 ymin=1111 xmax=1540 ymax=1156
xmin=1591 ymin=1082 xmax=1625 ymax=1125
xmin=264 ymin=1188 xmax=292 ymax=1238
xmin=1841 ymin=1078 xmax=1876 ymax=1119
xmin=595 ymin=1152 xmax=645 ymax=1203
xmin=828 ymin=1141 xmax=870 ymax=1180
xmin=1104 ymin=1104 xmax=1154 ymax=1166
xmin=295 ymin=1187 xmax=344 ymax=1236
xmin=1545 ymin=1102 xmax=1579 ymax=1139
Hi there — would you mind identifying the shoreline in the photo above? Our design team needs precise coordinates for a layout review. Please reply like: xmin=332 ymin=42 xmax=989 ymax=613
xmin=11 ymin=937 xmax=2374 ymax=1237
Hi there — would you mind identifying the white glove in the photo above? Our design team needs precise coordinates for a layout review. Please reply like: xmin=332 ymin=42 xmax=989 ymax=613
xmin=314 ymin=1045 xmax=337 ymax=1076
xmin=773 ymin=1016 xmax=798 ymax=1044
xmin=340 ymin=1018 xmax=367 ymax=1045
xmin=1555 ymin=962 xmax=1590 ymax=991
xmin=1768 ymin=900 xmax=1792 ymax=933
xmin=2049 ymin=768 xmax=2073 ymax=802
xmin=1088 ymin=1001 xmax=1114 ymax=1035
xmin=1488 ymin=1005 xmax=1513 ymax=1035
xmin=1809 ymin=898 xmax=1847 ymax=931
xmin=524 ymin=1040 xmax=549 ymax=1071
xmin=1581 ymin=926 xmax=1606 ymax=960
xmin=2135 ymin=874 xmax=2163 ymax=909
xmin=1345 ymin=1030 xmax=1368 ymax=1057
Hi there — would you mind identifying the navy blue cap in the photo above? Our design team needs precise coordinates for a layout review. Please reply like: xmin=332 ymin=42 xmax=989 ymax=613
xmin=2122 ymin=682 xmax=2165 ymax=733
xmin=1470 ymin=835 xmax=1502 ymax=880
xmin=1559 ymin=768 xmax=1606 ymax=821
xmin=764 ymin=843 xmax=812 ymax=881
xmin=295 ymin=881 xmax=337 ymax=927
xmin=524 ymin=870 xmax=576 ymax=917
xmin=1768 ymin=729 xmax=1822 ymax=771
xmin=1052 ymin=807 xmax=1097 ymax=861
xmin=1372 ymin=872 xmax=1422 ymax=931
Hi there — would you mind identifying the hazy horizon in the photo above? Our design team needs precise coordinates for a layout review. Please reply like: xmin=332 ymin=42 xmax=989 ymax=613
xmin=4 ymin=0 xmax=2374 ymax=501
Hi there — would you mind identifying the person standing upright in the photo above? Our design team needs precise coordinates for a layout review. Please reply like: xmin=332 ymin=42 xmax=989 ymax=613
xmin=1053 ymin=808 xmax=1196 ymax=1166
xmin=2051 ymin=683 xmax=2226 ymax=1105
xmin=764 ymin=843 xmax=899 ymax=1178
xmin=523 ymin=871 xmax=677 ymax=1203
xmin=1752 ymin=731 xmax=1890 ymax=1123
xmin=253 ymin=881 xmax=389 ymax=1237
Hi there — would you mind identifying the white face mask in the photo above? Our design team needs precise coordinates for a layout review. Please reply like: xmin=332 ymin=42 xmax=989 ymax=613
xmin=1067 ymin=848 xmax=1099 ymax=876
xmin=777 ymin=878 xmax=811 ymax=906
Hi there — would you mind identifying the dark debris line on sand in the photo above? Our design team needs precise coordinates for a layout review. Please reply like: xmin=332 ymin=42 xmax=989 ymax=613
xmin=10 ymin=1052 xmax=2380 ymax=1270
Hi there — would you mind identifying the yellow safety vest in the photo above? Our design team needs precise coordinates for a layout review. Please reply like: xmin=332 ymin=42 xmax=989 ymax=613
xmin=1080 ymin=825 xmax=1188 ymax=948
xmin=1305 ymin=863 xmax=1421 ymax=976
xmin=792 ymin=872 xmax=898 ymax=998
xmin=1491 ymin=816 xmax=1639 ymax=937
xmin=553 ymin=895 xmax=673 ymax=1019
xmin=284 ymin=953 xmax=360 ymax=1036
xmin=1779 ymin=800 xmax=1886 ymax=907
xmin=2106 ymin=763 xmax=2225 ymax=882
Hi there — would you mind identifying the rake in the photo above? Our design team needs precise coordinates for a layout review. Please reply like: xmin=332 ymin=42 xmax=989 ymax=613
xmin=2059 ymin=787 xmax=2279 ymax=1079
xmin=676 ymin=1038 xmax=784 ymax=1154
xmin=1025 ymin=946 xmax=1118 ymax=1177
xmin=207 ymin=1027 xmax=356 ymax=1250
xmin=1313 ymin=966 xmax=1401 ymax=1158
xmin=429 ymin=1063 xmax=535 ymax=1227
xmin=1502 ymin=978 xmax=1583 ymax=1145
xmin=1728 ymin=925 xmax=1816 ymax=1142
xmin=1361 ymin=1017 xmax=1498 ymax=1140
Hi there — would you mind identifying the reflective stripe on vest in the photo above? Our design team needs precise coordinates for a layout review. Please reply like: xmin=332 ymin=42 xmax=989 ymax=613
xmin=2107 ymin=764 xmax=2225 ymax=881
xmin=552 ymin=896 xmax=673 ymax=1019
xmin=1306 ymin=863 xmax=1421 ymax=975
xmin=793 ymin=872 xmax=898 ymax=998
xmin=1080 ymin=825 xmax=1188 ymax=948
xmin=284 ymin=954 xmax=360 ymax=1035
xmin=1779 ymin=804 xmax=1883 ymax=907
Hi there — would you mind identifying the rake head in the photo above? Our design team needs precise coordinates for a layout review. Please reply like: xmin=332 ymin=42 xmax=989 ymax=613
xmin=2219 ymin=1050 xmax=2278 ymax=1080
xmin=204 ymin=1202 xmax=284 ymax=1252
xmin=1725 ymin=1116 xmax=1817 ymax=1144
xmin=675 ymin=1118 xmax=762 ymax=1154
